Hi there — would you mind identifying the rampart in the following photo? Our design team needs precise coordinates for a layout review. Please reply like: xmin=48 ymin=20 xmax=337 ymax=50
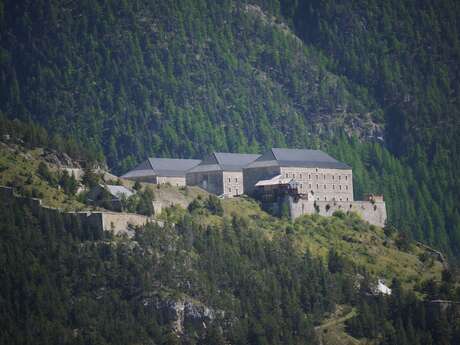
xmin=288 ymin=197 xmax=387 ymax=227
xmin=0 ymin=186 xmax=160 ymax=236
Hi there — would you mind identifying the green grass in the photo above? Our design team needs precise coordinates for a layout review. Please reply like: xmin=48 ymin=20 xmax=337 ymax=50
xmin=0 ymin=141 xmax=443 ymax=289
xmin=218 ymin=197 xmax=443 ymax=288
xmin=0 ymin=143 xmax=85 ymax=210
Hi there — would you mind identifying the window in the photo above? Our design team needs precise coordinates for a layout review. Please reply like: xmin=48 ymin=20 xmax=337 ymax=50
xmin=332 ymin=175 xmax=334 ymax=180
xmin=234 ymin=177 xmax=237 ymax=182
xmin=293 ymin=173 xmax=296 ymax=178
xmin=339 ymin=185 xmax=342 ymax=190
xmin=309 ymin=174 xmax=311 ymax=179
xmin=309 ymin=183 xmax=312 ymax=189
xmin=228 ymin=188 xmax=231 ymax=193
xmin=316 ymin=174 xmax=318 ymax=180
xmin=345 ymin=175 xmax=348 ymax=181
xmin=324 ymin=184 xmax=326 ymax=189
xmin=346 ymin=185 xmax=348 ymax=190
xmin=236 ymin=189 xmax=239 ymax=195
xmin=323 ymin=174 xmax=326 ymax=179
xmin=346 ymin=197 xmax=349 ymax=201
xmin=228 ymin=178 xmax=231 ymax=182
xmin=339 ymin=176 xmax=341 ymax=180
xmin=324 ymin=196 xmax=327 ymax=201
xmin=333 ymin=184 xmax=335 ymax=190
xmin=299 ymin=173 xmax=302 ymax=179
xmin=316 ymin=184 xmax=319 ymax=189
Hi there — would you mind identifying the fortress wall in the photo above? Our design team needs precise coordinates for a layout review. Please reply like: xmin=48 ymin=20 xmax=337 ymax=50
xmin=156 ymin=176 xmax=186 ymax=187
xmin=101 ymin=212 xmax=152 ymax=235
xmin=0 ymin=186 xmax=160 ymax=236
xmin=289 ymin=197 xmax=387 ymax=227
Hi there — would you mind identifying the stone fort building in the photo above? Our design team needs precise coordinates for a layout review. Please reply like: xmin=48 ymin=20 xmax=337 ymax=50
xmin=120 ymin=148 xmax=386 ymax=226
xmin=186 ymin=152 xmax=260 ymax=197
xmin=244 ymin=148 xmax=387 ymax=227
xmin=121 ymin=157 xmax=201 ymax=186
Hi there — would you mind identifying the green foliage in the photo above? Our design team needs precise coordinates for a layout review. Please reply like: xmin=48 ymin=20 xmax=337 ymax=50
xmin=59 ymin=170 xmax=78 ymax=195
xmin=136 ymin=187 xmax=155 ymax=216
xmin=205 ymin=195 xmax=224 ymax=216
xmin=81 ymin=167 xmax=100 ymax=189
xmin=0 ymin=192 xmax=350 ymax=345
xmin=346 ymin=278 xmax=460 ymax=345
xmin=0 ymin=0 xmax=458 ymax=259
xmin=37 ymin=162 xmax=56 ymax=186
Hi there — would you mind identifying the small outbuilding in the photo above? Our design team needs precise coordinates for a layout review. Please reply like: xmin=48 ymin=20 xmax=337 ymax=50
xmin=87 ymin=184 xmax=135 ymax=212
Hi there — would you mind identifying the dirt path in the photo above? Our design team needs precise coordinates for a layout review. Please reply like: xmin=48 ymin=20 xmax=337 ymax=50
xmin=315 ymin=307 xmax=357 ymax=331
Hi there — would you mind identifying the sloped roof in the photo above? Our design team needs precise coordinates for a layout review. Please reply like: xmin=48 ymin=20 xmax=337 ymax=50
xmin=246 ymin=148 xmax=351 ymax=169
xmin=105 ymin=185 xmax=135 ymax=198
xmin=188 ymin=152 xmax=260 ymax=173
xmin=122 ymin=157 xmax=201 ymax=178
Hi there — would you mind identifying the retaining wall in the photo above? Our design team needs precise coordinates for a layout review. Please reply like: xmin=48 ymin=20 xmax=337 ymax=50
xmin=289 ymin=197 xmax=387 ymax=227
xmin=0 ymin=186 xmax=159 ymax=236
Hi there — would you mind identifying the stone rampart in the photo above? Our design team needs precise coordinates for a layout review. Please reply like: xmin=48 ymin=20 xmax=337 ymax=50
xmin=0 ymin=186 xmax=161 ymax=236
xmin=289 ymin=197 xmax=387 ymax=227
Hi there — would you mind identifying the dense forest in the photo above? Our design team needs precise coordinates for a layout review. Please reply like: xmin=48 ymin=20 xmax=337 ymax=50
xmin=1 ymin=193 xmax=460 ymax=344
xmin=0 ymin=0 xmax=458 ymax=257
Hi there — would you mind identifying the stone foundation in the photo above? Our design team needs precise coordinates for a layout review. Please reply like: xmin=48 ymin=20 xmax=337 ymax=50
xmin=288 ymin=197 xmax=387 ymax=227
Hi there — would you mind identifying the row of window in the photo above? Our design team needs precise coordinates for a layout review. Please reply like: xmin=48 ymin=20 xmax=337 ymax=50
xmin=284 ymin=172 xmax=350 ymax=181
xmin=227 ymin=177 xmax=239 ymax=183
xmin=299 ymin=183 xmax=349 ymax=191
xmin=315 ymin=196 xmax=350 ymax=201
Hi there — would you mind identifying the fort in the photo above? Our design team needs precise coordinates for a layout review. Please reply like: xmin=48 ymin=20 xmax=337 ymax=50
xmin=120 ymin=148 xmax=387 ymax=227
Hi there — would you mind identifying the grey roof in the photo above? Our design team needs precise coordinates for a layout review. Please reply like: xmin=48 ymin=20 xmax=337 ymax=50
xmin=246 ymin=148 xmax=351 ymax=169
xmin=105 ymin=185 xmax=135 ymax=198
xmin=188 ymin=152 xmax=261 ymax=173
xmin=122 ymin=157 xmax=201 ymax=178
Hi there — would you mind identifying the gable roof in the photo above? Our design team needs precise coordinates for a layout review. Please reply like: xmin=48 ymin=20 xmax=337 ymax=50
xmin=122 ymin=157 xmax=201 ymax=178
xmin=188 ymin=152 xmax=261 ymax=173
xmin=246 ymin=148 xmax=351 ymax=169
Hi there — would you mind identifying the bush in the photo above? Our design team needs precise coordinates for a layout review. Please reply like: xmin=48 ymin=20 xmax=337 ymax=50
xmin=37 ymin=162 xmax=57 ymax=186
xmin=332 ymin=210 xmax=346 ymax=219
xmin=205 ymin=195 xmax=223 ymax=216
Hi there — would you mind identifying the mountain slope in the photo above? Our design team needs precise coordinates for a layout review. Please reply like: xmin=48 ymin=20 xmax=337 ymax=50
xmin=0 ymin=0 xmax=459 ymax=257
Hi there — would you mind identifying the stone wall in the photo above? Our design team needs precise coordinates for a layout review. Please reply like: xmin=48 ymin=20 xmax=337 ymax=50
xmin=243 ymin=165 xmax=281 ymax=195
xmin=289 ymin=197 xmax=387 ymax=227
xmin=222 ymin=171 xmax=244 ymax=197
xmin=101 ymin=212 xmax=155 ymax=234
xmin=186 ymin=170 xmax=224 ymax=195
xmin=243 ymin=165 xmax=353 ymax=201
xmin=156 ymin=176 xmax=187 ymax=187
xmin=0 ymin=186 xmax=160 ymax=236
xmin=280 ymin=167 xmax=353 ymax=201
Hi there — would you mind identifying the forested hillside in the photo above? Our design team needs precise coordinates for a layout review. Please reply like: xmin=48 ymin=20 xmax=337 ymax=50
xmin=0 ymin=0 xmax=459 ymax=257
xmin=1 ymin=189 xmax=459 ymax=345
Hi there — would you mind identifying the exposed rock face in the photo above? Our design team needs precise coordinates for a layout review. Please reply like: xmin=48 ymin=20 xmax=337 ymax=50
xmin=41 ymin=148 xmax=81 ymax=168
xmin=143 ymin=294 xmax=222 ymax=338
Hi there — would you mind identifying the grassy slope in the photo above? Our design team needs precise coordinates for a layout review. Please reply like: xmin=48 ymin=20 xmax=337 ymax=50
xmin=0 ymin=143 xmax=445 ymax=344
xmin=0 ymin=140 xmax=443 ymax=287
xmin=221 ymin=197 xmax=443 ymax=289
xmin=0 ymin=142 xmax=85 ymax=210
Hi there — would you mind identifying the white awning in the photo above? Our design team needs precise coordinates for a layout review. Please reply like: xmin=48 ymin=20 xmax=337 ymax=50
xmin=255 ymin=174 xmax=293 ymax=187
